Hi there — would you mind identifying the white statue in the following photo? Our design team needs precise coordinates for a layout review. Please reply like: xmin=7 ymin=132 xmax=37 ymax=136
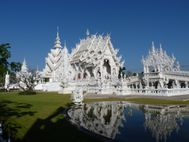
xmin=4 ymin=71 xmax=10 ymax=91
xmin=71 ymin=88 xmax=84 ymax=104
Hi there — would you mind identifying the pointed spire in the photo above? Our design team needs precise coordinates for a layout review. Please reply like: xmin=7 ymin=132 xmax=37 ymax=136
xmin=54 ymin=26 xmax=62 ymax=48
xmin=56 ymin=26 xmax=60 ymax=40
xmin=159 ymin=43 xmax=162 ymax=49
xmin=36 ymin=65 xmax=39 ymax=72
xmin=151 ymin=41 xmax=155 ymax=53
xmin=63 ymin=40 xmax=68 ymax=54
xmin=159 ymin=43 xmax=163 ymax=55
xmin=86 ymin=29 xmax=90 ymax=36
xmin=64 ymin=40 xmax=67 ymax=48
xmin=21 ymin=58 xmax=28 ymax=72
xmin=152 ymin=41 xmax=155 ymax=47
xmin=172 ymin=54 xmax=176 ymax=60
xmin=57 ymin=26 xmax=59 ymax=33
xmin=176 ymin=61 xmax=180 ymax=71
xmin=142 ymin=56 xmax=145 ymax=63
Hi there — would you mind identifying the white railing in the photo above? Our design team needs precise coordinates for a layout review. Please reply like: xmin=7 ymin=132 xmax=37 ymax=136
xmin=120 ymin=88 xmax=189 ymax=96
xmin=166 ymin=71 xmax=189 ymax=76
xmin=69 ymin=81 xmax=189 ymax=96
xmin=58 ymin=78 xmax=189 ymax=96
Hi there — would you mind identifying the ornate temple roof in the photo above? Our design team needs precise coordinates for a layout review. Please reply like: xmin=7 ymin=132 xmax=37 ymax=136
xmin=142 ymin=42 xmax=180 ymax=72
xmin=70 ymin=32 xmax=124 ymax=67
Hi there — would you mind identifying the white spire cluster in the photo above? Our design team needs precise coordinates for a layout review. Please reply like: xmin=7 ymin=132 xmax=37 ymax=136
xmin=142 ymin=42 xmax=180 ymax=73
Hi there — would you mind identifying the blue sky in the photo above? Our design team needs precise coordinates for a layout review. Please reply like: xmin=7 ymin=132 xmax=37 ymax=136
xmin=0 ymin=0 xmax=189 ymax=71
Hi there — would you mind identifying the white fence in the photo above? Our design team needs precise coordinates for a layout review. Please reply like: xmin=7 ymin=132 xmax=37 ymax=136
xmin=120 ymin=88 xmax=189 ymax=96
xmin=84 ymin=85 xmax=189 ymax=96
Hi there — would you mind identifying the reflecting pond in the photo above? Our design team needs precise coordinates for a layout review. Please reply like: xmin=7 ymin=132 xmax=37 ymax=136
xmin=68 ymin=102 xmax=189 ymax=142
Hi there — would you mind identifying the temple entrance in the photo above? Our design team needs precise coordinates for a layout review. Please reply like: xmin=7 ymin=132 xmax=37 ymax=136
xmin=153 ymin=81 xmax=159 ymax=89
xmin=103 ymin=59 xmax=111 ymax=75
xmin=167 ymin=80 xmax=174 ymax=88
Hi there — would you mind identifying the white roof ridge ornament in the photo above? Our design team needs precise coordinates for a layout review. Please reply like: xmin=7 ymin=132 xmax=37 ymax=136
xmin=54 ymin=27 xmax=62 ymax=49
xmin=64 ymin=40 xmax=67 ymax=48
xmin=86 ymin=29 xmax=90 ymax=36
xmin=151 ymin=41 xmax=155 ymax=53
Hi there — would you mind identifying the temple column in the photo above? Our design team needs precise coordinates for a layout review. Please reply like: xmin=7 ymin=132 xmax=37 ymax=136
xmin=175 ymin=80 xmax=180 ymax=88
xmin=146 ymin=78 xmax=149 ymax=88
xmin=151 ymin=82 xmax=155 ymax=89
xmin=135 ymin=83 xmax=139 ymax=89
xmin=146 ymin=66 xmax=149 ymax=73
xmin=185 ymin=81 xmax=188 ymax=88
xmin=143 ymin=66 xmax=146 ymax=73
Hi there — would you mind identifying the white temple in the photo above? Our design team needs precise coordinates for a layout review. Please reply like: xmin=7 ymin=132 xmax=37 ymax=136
xmin=40 ymin=29 xmax=125 ymax=94
xmin=14 ymin=28 xmax=189 ymax=96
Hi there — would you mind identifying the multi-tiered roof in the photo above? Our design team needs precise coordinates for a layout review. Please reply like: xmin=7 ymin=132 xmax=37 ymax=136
xmin=71 ymin=32 xmax=124 ymax=67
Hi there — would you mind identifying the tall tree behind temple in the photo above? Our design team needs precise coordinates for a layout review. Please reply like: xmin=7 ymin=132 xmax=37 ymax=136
xmin=10 ymin=62 xmax=22 ymax=84
xmin=0 ymin=43 xmax=21 ymax=86
xmin=0 ymin=43 xmax=11 ymax=86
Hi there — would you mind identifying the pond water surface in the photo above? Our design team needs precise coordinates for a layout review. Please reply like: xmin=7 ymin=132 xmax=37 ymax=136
xmin=68 ymin=102 xmax=189 ymax=142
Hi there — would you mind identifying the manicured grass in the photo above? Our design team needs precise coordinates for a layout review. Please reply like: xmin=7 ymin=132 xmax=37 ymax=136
xmin=0 ymin=92 xmax=101 ymax=142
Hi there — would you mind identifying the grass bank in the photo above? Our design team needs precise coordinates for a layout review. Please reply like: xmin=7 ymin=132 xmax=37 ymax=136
xmin=0 ymin=92 xmax=100 ymax=142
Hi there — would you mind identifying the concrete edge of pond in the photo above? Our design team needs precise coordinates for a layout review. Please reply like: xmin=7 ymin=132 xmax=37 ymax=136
xmin=84 ymin=94 xmax=189 ymax=101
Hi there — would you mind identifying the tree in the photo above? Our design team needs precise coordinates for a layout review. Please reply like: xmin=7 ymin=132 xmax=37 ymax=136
xmin=10 ymin=62 xmax=22 ymax=73
xmin=16 ymin=69 xmax=40 ymax=92
xmin=0 ymin=43 xmax=22 ymax=88
xmin=10 ymin=62 xmax=22 ymax=84
xmin=0 ymin=43 xmax=11 ymax=86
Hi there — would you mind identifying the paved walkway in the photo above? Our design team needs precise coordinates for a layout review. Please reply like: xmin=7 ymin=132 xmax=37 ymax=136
xmin=84 ymin=94 xmax=189 ymax=101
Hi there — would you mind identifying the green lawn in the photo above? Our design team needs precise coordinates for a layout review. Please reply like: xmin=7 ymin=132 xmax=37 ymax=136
xmin=0 ymin=92 xmax=101 ymax=142
xmin=1 ymin=92 xmax=189 ymax=142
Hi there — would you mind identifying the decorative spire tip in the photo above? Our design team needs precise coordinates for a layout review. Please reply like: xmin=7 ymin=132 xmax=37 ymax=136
xmin=86 ymin=29 xmax=90 ymax=36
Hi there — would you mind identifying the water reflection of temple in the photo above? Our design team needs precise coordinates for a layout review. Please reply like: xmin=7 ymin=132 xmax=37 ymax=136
xmin=144 ymin=105 xmax=189 ymax=142
xmin=68 ymin=102 xmax=137 ymax=139
xmin=68 ymin=102 xmax=189 ymax=142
